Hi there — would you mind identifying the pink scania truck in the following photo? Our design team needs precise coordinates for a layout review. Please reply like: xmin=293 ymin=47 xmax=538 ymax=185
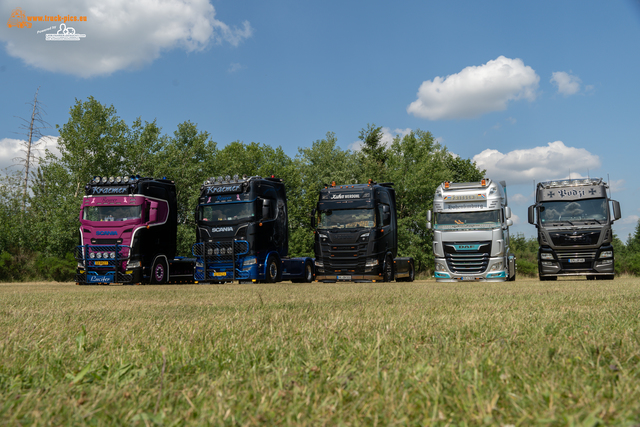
xmin=75 ymin=175 xmax=194 ymax=285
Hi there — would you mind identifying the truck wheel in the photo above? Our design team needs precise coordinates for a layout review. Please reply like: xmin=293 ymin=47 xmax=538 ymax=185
xmin=266 ymin=256 xmax=280 ymax=283
xmin=401 ymin=262 xmax=415 ymax=282
xmin=383 ymin=256 xmax=394 ymax=282
xmin=303 ymin=260 xmax=313 ymax=283
xmin=152 ymin=259 xmax=167 ymax=284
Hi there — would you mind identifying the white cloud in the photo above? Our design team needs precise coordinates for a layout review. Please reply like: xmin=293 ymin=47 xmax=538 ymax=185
xmin=473 ymin=141 xmax=601 ymax=185
xmin=407 ymin=56 xmax=539 ymax=120
xmin=551 ymin=71 xmax=581 ymax=96
xmin=510 ymin=213 xmax=521 ymax=225
xmin=0 ymin=136 xmax=58 ymax=172
xmin=609 ymin=179 xmax=625 ymax=193
xmin=508 ymin=193 xmax=529 ymax=205
xmin=0 ymin=1 xmax=253 ymax=78
xmin=349 ymin=127 xmax=412 ymax=151
xmin=620 ymin=215 xmax=639 ymax=225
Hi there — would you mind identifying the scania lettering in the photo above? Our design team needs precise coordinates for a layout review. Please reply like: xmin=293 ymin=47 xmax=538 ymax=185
xmin=75 ymin=175 xmax=195 ymax=285
xmin=193 ymin=175 xmax=314 ymax=283
xmin=312 ymin=180 xmax=414 ymax=282
xmin=528 ymin=178 xmax=621 ymax=280
xmin=427 ymin=179 xmax=516 ymax=282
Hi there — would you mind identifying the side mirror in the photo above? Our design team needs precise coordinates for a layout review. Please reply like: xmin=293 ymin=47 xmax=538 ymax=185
xmin=149 ymin=201 xmax=159 ymax=223
xmin=506 ymin=219 xmax=513 ymax=227
xmin=426 ymin=210 xmax=432 ymax=229
xmin=611 ymin=200 xmax=621 ymax=221
xmin=311 ymin=208 xmax=316 ymax=228
xmin=505 ymin=206 xmax=512 ymax=219
xmin=262 ymin=199 xmax=271 ymax=220
xmin=528 ymin=205 xmax=535 ymax=225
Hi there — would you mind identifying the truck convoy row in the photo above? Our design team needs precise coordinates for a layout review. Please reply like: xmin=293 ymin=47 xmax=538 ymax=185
xmin=75 ymin=175 xmax=414 ymax=285
xmin=75 ymin=173 xmax=622 ymax=285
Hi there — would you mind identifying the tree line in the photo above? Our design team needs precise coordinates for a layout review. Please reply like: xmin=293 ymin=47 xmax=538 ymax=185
xmin=2 ymin=96 xmax=640 ymax=281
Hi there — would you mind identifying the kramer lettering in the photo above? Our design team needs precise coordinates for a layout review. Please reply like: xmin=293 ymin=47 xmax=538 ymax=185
xmin=205 ymin=185 xmax=241 ymax=194
xmin=92 ymin=186 xmax=128 ymax=194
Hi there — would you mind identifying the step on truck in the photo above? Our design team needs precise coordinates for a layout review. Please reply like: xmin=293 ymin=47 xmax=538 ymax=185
xmin=192 ymin=175 xmax=314 ymax=283
xmin=528 ymin=177 xmax=621 ymax=280
xmin=75 ymin=175 xmax=195 ymax=285
xmin=312 ymin=180 xmax=414 ymax=282
xmin=426 ymin=179 xmax=516 ymax=282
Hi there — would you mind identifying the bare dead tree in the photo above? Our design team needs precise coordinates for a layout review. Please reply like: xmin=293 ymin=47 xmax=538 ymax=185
xmin=13 ymin=87 xmax=52 ymax=211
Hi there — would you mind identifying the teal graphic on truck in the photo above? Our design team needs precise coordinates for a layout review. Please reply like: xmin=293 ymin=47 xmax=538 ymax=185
xmin=528 ymin=178 xmax=621 ymax=280
xmin=427 ymin=179 xmax=516 ymax=281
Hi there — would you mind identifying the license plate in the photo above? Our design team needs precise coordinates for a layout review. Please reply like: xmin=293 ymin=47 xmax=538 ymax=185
xmin=337 ymin=275 xmax=351 ymax=280
xmin=94 ymin=261 xmax=108 ymax=266
xmin=214 ymin=272 xmax=226 ymax=277
xmin=568 ymin=258 xmax=585 ymax=263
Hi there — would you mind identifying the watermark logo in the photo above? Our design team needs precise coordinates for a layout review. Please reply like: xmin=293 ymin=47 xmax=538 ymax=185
xmin=7 ymin=7 xmax=31 ymax=28
xmin=46 ymin=23 xmax=86 ymax=41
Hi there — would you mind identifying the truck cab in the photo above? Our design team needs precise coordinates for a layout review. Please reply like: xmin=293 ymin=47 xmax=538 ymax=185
xmin=193 ymin=175 xmax=313 ymax=283
xmin=528 ymin=178 xmax=621 ymax=280
xmin=427 ymin=179 xmax=516 ymax=282
xmin=75 ymin=175 xmax=194 ymax=285
xmin=312 ymin=180 xmax=414 ymax=282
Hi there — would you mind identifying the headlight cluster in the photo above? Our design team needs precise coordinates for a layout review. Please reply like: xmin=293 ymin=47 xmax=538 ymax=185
xmin=204 ymin=175 xmax=245 ymax=185
xmin=540 ymin=253 xmax=554 ymax=260
xmin=489 ymin=262 xmax=503 ymax=271
xmin=89 ymin=251 xmax=116 ymax=259
xmin=435 ymin=262 xmax=447 ymax=272
xmin=207 ymin=247 xmax=233 ymax=255
xmin=599 ymin=251 xmax=613 ymax=259
xmin=93 ymin=175 xmax=140 ymax=185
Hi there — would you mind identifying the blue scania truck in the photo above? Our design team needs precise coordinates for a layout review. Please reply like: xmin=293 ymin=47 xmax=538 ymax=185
xmin=192 ymin=175 xmax=314 ymax=283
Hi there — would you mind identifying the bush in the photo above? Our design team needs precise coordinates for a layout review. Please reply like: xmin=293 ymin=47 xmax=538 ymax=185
xmin=35 ymin=253 xmax=76 ymax=282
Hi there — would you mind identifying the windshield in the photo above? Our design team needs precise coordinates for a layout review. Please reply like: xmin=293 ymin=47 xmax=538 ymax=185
xmin=434 ymin=210 xmax=501 ymax=230
xmin=318 ymin=208 xmax=375 ymax=229
xmin=539 ymin=198 xmax=608 ymax=223
xmin=199 ymin=202 xmax=255 ymax=222
xmin=83 ymin=205 xmax=142 ymax=222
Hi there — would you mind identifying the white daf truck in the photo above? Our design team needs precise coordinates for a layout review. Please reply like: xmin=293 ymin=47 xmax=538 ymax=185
xmin=427 ymin=179 xmax=516 ymax=281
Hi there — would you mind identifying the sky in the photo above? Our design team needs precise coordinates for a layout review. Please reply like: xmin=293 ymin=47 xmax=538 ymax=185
xmin=1 ymin=0 xmax=640 ymax=240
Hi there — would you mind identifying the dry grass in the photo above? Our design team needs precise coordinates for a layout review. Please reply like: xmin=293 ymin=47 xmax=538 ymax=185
xmin=1 ymin=277 xmax=640 ymax=425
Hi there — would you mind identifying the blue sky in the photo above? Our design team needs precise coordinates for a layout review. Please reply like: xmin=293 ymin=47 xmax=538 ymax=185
xmin=1 ymin=0 xmax=640 ymax=240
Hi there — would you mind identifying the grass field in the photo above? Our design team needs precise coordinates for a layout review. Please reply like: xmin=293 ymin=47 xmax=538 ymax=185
xmin=1 ymin=277 xmax=640 ymax=426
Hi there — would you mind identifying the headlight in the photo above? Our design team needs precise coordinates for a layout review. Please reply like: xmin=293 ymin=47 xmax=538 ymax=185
xmin=96 ymin=252 xmax=102 ymax=259
xmin=195 ymin=262 xmax=203 ymax=268
xmin=318 ymin=233 xmax=328 ymax=239
xmin=77 ymin=262 xmax=84 ymax=268
xmin=315 ymin=260 xmax=323 ymax=268
xmin=127 ymin=260 xmax=141 ymax=268
xmin=435 ymin=262 xmax=446 ymax=272
xmin=541 ymin=253 xmax=554 ymax=260
xmin=89 ymin=252 xmax=96 ymax=259
xmin=207 ymin=248 xmax=213 ymax=256
xmin=214 ymin=248 xmax=220 ymax=255
xmin=490 ymin=262 xmax=503 ymax=271
xmin=366 ymin=258 xmax=379 ymax=267
xmin=600 ymin=251 xmax=613 ymax=259
xmin=244 ymin=256 xmax=257 ymax=266
xmin=110 ymin=252 xmax=116 ymax=259
xmin=361 ymin=232 xmax=370 ymax=239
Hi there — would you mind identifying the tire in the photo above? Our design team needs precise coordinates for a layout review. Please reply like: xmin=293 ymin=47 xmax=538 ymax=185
xmin=151 ymin=259 xmax=167 ymax=284
xmin=303 ymin=260 xmax=313 ymax=283
xmin=406 ymin=262 xmax=415 ymax=282
xmin=265 ymin=256 xmax=280 ymax=283
xmin=382 ymin=256 xmax=394 ymax=282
